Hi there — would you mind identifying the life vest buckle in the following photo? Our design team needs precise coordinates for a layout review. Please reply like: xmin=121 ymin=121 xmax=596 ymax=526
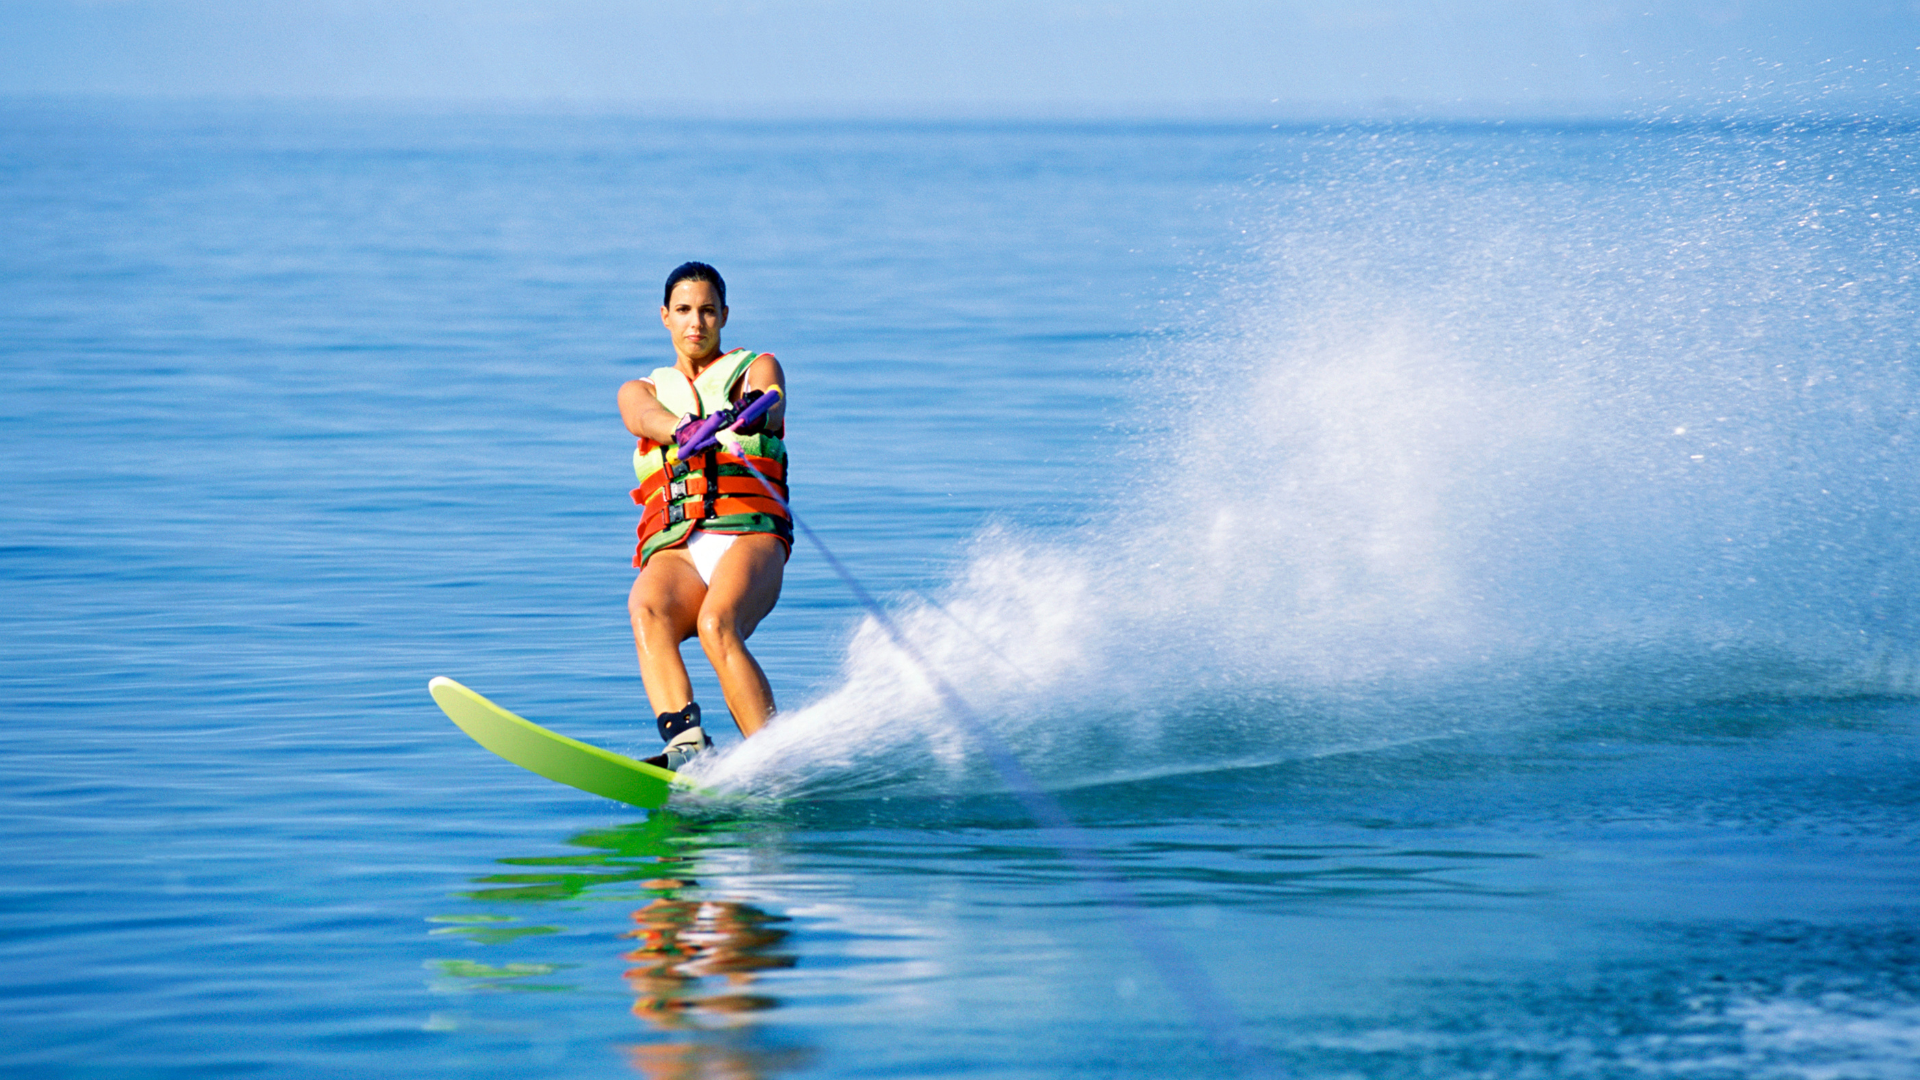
xmin=668 ymin=479 xmax=688 ymax=500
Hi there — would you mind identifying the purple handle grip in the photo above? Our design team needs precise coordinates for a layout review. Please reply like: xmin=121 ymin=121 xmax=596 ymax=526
xmin=729 ymin=386 xmax=782 ymax=434
xmin=672 ymin=412 xmax=729 ymax=459
xmin=673 ymin=386 xmax=783 ymax=460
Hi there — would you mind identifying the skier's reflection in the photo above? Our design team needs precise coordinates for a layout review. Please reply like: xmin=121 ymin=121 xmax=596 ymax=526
xmin=623 ymin=1038 xmax=815 ymax=1080
xmin=453 ymin=812 xmax=812 ymax=1077
xmin=616 ymin=852 xmax=811 ymax=1078
xmin=622 ymin=875 xmax=796 ymax=1019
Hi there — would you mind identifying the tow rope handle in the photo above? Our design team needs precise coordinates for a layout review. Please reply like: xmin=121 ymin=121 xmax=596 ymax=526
xmin=669 ymin=385 xmax=783 ymax=462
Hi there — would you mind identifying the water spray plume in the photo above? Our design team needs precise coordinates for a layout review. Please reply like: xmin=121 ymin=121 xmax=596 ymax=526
xmin=712 ymin=122 xmax=1920 ymax=802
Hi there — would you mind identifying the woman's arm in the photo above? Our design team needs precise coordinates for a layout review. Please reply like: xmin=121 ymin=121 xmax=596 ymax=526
xmin=618 ymin=379 xmax=683 ymax=444
xmin=741 ymin=353 xmax=788 ymax=432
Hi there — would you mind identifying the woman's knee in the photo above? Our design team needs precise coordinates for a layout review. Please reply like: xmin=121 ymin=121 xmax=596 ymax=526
xmin=630 ymin=580 xmax=687 ymax=635
xmin=696 ymin=606 xmax=743 ymax=648
xmin=628 ymin=587 xmax=662 ymax=624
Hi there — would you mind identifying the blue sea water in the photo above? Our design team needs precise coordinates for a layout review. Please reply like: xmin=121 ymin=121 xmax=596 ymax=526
xmin=3 ymin=101 xmax=1920 ymax=1078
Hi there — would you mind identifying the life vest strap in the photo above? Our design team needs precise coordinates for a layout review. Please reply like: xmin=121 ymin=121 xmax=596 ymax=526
xmin=702 ymin=447 xmax=719 ymax=522
xmin=633 ymin=452 xmax=786 ymax=503
xmin=638 ymin=494 xmax=791 ymax=536
xmin=631 ymin=473 xmax=787 ymax=508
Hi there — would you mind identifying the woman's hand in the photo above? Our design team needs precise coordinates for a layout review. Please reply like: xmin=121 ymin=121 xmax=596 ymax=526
xmin=670 ymin=413 xmax=705 ymax=448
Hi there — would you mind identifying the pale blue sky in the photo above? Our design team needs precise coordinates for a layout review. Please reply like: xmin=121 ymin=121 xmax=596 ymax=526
xmin=3 ymin=1 xmax=1916 ymax=117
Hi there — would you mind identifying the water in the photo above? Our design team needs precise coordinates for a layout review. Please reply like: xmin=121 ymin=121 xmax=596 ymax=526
xmin=3 ymin=102 xmax=1919 ymax=1078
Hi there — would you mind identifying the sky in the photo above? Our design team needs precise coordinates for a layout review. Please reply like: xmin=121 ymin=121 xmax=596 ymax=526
xmin=2 ymin=0 xmax=1917 ymax=118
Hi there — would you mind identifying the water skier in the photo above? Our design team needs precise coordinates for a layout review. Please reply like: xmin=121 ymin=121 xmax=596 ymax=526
xmin=619 ymin=262 xmax=791 ymax=770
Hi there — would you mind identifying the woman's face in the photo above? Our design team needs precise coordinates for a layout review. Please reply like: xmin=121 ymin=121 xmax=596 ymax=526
xmin=660 ymin=280 xmax=728 ymax=361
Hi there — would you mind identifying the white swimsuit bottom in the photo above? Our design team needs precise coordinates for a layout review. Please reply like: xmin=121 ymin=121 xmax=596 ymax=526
xmin=685 ymin=528 xmax=739 ymax=587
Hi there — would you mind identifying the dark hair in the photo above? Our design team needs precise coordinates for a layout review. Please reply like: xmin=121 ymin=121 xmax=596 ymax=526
xmin=663 ymin=262 xmax=726 ymax=307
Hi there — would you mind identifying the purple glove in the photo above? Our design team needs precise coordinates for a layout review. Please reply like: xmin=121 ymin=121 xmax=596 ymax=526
xmin=671 ymin=387 xmax=783 ymax=458
xmin=672 ymin=412 xmax=729 ymax=458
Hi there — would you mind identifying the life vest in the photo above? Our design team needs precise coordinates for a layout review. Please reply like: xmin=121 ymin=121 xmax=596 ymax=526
xmin=631 ymin=348 xmax=791 ymax=568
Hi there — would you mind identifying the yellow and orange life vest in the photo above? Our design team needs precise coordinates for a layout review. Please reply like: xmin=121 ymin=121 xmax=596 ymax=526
xmin=630 ymin=348 xmax=791 ymax=567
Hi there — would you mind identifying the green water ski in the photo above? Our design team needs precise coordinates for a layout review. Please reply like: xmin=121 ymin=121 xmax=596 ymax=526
xmin=429 ymin=676 xmax=706 ymax=808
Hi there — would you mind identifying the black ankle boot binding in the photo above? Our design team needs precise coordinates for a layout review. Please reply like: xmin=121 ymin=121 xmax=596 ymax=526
xmin=655 ymin=702 xmax=703 ymax=743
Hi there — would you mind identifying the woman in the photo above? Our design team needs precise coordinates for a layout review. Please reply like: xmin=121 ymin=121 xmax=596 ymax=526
xmin=619 ymin=262 xmax=790 ymax=770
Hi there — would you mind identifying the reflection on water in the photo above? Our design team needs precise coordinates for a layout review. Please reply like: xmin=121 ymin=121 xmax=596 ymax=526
xmin=457 ymin=813 xmax=702 ymax=904
xmin=623 ymin=896 xmax=795 ymax=1022
xmin=428 ymin=914 xmax=564 ymax=945
xmin=429 ymin=812 xmax=812 ymax=1077
xmin=424 ymin=958 xmax=578 ymax=994
xmin=621 ymin=1040 xmax=818 ymax=1079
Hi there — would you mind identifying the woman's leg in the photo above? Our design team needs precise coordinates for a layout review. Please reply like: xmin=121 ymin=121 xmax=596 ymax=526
xmin=628 ymin=550 xmax=706 ymax=716
xmin=695 ymin=533 xmax=786 ymax=736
